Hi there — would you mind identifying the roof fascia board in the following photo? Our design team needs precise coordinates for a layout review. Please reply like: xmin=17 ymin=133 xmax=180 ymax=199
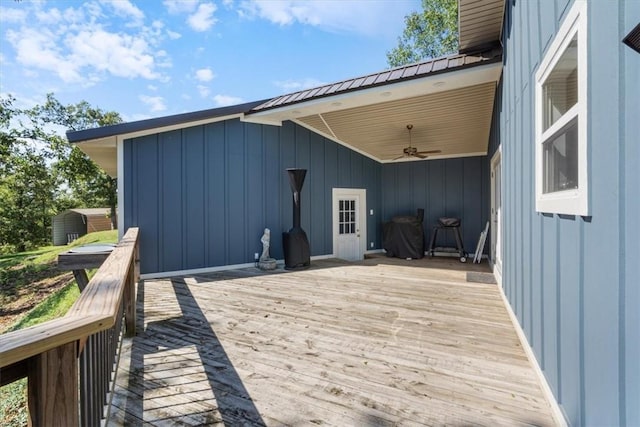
xmin=244 ymin=61 xmax=502 ymax=125
xmin=120 ymin=113 xmax=244 ymax=141
xmin=72 ymin=112 xmax=245 ymax=144
xmin=67 ymin=99 xmax=267 ymax=144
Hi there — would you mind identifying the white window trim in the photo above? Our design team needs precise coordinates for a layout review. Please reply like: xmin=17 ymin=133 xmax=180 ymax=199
xmin=535 ymin=0 xmax=588 ymax=216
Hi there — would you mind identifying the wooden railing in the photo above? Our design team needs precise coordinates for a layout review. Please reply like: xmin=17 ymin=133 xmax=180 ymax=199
xmin=0 ymin=227 xmax=140 ymax=426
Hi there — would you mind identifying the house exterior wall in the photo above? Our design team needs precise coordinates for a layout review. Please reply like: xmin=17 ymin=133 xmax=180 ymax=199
xmin=498 ymin=0 xmax=639 ymax=425
xmin=123 ymin=119 xmax=382 ymax=275
xmin=381 ymin=157 xmax=490 ymax=255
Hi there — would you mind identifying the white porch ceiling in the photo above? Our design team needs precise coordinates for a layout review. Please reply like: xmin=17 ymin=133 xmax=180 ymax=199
xmin=246 ymin=61 xmax=502 ymax=163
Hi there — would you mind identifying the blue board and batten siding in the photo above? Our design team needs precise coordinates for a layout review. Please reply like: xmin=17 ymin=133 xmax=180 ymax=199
xmin=381 ymin=158 xmax=490 ymax=254
xmin=124 ymin=117 xmax=490 ymax=276
xmin=124 ymin=120 xmax=383 ymax=275
xmin=498 ymin=0 xmax=639 ymax=425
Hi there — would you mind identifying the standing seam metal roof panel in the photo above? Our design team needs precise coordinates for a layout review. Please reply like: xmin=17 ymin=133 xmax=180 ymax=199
xmin=249 ymin=48 xmax=502 ymax=113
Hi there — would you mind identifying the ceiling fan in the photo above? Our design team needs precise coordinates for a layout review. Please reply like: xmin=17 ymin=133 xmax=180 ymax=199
xmin=392 ymin=124 xmax=441 ymax=160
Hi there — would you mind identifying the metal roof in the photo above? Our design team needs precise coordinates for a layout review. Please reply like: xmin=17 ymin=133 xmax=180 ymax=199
xmin=249 ymin=48 xmax=502 ymax=113
xmin=55 ymin=208 xmax=111 ymax=217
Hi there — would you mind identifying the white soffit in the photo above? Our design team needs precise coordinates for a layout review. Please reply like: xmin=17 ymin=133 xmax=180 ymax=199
xmin=459 ymin=0 xmax=505 ymax=52
xmin=76 ymin=137 xmax=117 ymax=177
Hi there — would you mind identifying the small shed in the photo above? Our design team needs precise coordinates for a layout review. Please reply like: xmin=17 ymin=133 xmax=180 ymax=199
xmin=52 ymin=208 xmax=114 ymax=245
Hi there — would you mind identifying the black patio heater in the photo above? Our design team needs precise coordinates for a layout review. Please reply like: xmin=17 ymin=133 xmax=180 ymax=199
xmin=282 ymin=168 xmax=310 ymax=270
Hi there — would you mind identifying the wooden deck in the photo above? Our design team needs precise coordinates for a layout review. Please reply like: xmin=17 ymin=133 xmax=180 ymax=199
xmin=109 ymin=256 xmax=557 ymax=426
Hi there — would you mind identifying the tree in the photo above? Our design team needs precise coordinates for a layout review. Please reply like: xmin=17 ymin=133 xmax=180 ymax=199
xmin=0 ymin=94 xmax=122 ymax=252
xmin=22 ymin=94 xmax=122 ymax=228
xmin=0 ymin=143 xmax=56 ymax=252
xmin=387 ymin=0 xmax=458 ymax=67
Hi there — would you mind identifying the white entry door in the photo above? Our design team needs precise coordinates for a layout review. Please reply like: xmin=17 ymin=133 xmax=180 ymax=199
xmin=490 ymin=150 xmax=502 ymax=280
xmin=333 ymin=188 xmax=366 ymax=261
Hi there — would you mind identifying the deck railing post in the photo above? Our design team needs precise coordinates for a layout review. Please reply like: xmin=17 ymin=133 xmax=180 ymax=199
xmin=27 ymin=341 xmax=79 ymax=427
xmin=124 ymin=264 xmax=136 ymax=337
xmin=124 ymin=239 xmax=138 ymax=337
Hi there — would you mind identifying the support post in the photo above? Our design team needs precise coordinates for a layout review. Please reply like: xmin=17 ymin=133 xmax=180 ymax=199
xmin=72 ymin=270 xmax=89 ymax=292
xmin=124 ymin=263 xmax=136 ymax=337
xmin=27 ymin=342 xmax=79 ymax=427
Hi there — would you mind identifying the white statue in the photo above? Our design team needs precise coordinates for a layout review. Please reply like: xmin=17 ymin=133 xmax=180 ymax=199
xmin=260 ymin=228 xmax=271 ymax=261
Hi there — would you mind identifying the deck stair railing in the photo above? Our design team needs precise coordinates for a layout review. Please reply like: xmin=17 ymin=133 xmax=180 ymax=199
xmin=0 ymin=227 xmax=140 ymax=426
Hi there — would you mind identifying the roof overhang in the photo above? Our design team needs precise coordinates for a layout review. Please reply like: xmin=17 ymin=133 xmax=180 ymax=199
xmin=71 ymin=52 xmax=503 ymax=175
xmin=459 ymin=0 xmax=505 ymax=53
xmin=68 ymin=101 xmax=265 ymax=177
xmin=244 ymin=60 xmax=502 ymax=163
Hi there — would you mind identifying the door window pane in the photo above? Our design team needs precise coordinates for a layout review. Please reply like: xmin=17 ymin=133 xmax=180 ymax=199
xmin=338 ymin=198 xmax=356 ymax=235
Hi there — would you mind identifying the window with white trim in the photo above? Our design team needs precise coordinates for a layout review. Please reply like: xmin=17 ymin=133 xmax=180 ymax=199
xmin=535 ymin=0 xmax=588 ymax=215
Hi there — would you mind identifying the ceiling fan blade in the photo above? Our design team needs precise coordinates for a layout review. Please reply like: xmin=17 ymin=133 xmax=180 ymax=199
xmin=391 ymin=154 xmax=406 ymax=161
xmin=417 ymin=149 xmax=442 ymax=155
xmin=414 ymin=153 xmax=427 ymax=159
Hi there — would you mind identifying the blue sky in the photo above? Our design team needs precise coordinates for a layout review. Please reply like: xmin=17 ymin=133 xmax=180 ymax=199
xmin=0 ymin=0 xmax=420 ymax=122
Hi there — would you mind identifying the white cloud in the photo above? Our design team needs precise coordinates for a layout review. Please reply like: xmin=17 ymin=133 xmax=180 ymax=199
xmin=187 ymin=3 xmax=218 ymax=32
xmin=197 ymin=85 xmax=210 ymax=97
xmin=212 ymin=94 xmax=243 ymax=107
xmin=195 ymin=68 xmax=215 ymax=82
xmin=139 ymin=95 xmax=167 ymax=112
xmin=66 ymin=29 xmax=161 ymax=80
xmin=5 ymin=3 xmax=168 ymax=86
xmin=147 ymin=84 xmax=158 ymax=91
xmin=273 ymin=78 xmax=326 ymax=92
xmin=7 ymin=27 xmax=83 ymax=83
xmin=167 ymin=29 xmax=182 ymax=39
xmin=238 ymin=0 xmax=414 ymax=37
xmin=102 ymin=0 xmax=144 ymax=25
xmin=0 ymin=7 xmax=27 ymax=23
xmin=35 ymin=8 xmax=63 ymax=25
xmin=163 ymin=0 xmax=199 ymax=14
xmin=62 ymin=5 xmax=88 ymax=24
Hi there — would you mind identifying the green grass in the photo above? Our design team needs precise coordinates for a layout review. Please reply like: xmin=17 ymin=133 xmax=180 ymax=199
xmin=0 ymin=230 xmax=118 ymax=268
xmin=0 ymin=230 xmax=119 ymax=427
xmin=31 ymin=230 xmax=118 ymax=264
xmin=0 ymin=381 xmax=28 ymax=427
xmin=6 ymin=282 xmax=81 ymax=332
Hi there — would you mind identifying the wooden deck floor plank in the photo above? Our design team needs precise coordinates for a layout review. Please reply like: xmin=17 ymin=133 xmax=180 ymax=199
xmin=199 ymin=309 xmax=539 ymax=386
xmin=190 ymin=282 xmax=513 ymax=335
xmin=186 ymin=277 xmax=519 ymax=341
xmin=229 ymin=352 xmax=546 ymax=427
xmin=217 ymin=321 xmax=541 ymax=394
xmin=185 ymin=274 xmax=513 ymax=332
xmin=222 ymin=327 xmax=551 ymax=423
xmin=194 ymin=294 xmax=533 ymax=363
xmin=108 ymin=257 xmax=557 ymax=426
